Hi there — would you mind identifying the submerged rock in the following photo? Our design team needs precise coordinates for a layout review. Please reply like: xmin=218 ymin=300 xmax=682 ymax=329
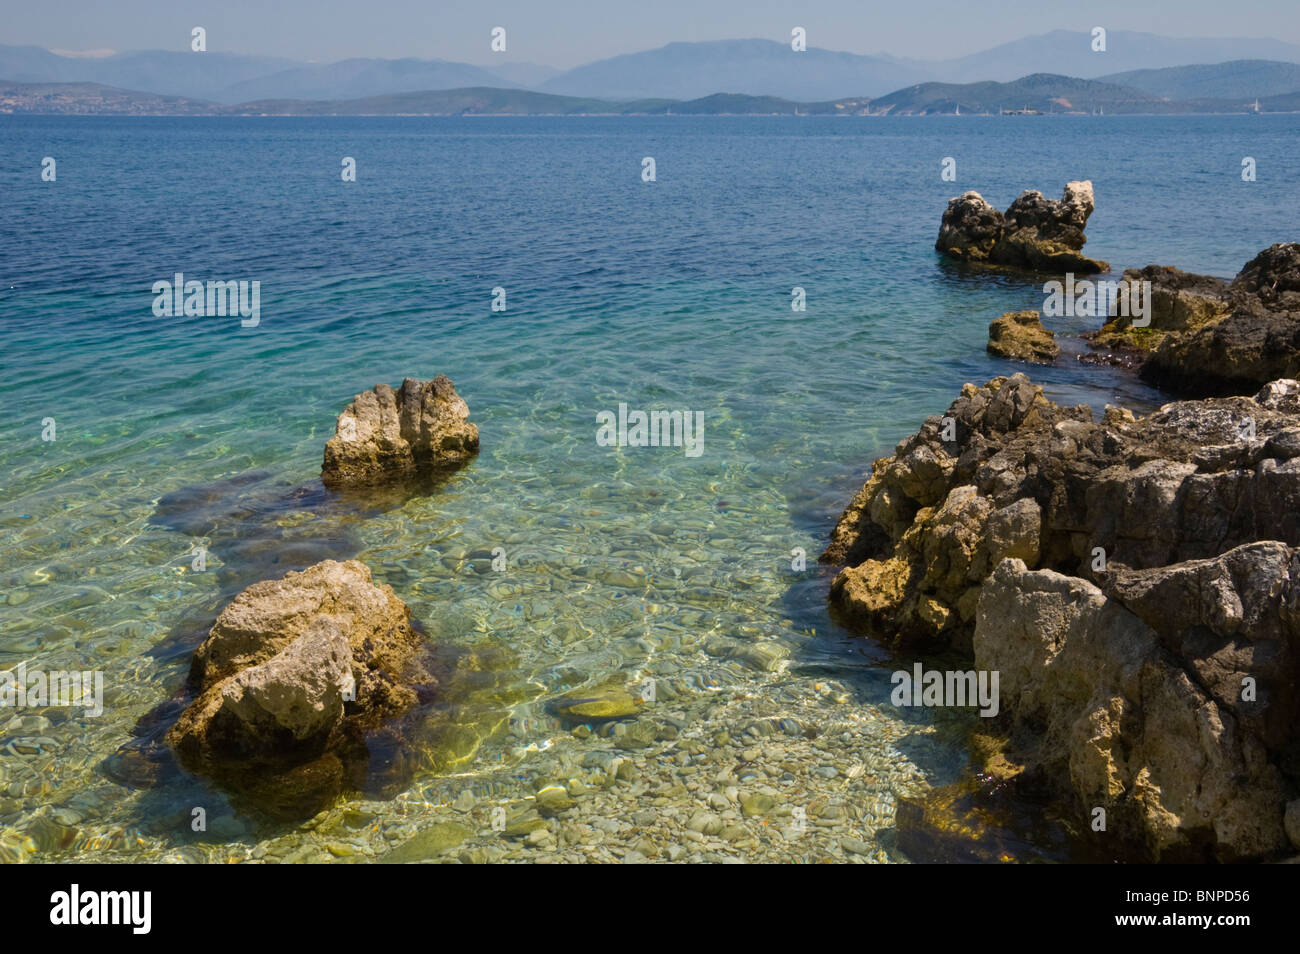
xmin=167 ymin=559 xmax=438 ymax=818
xmin=380 ymin=821 xmax=472 ymax=863
xmin=822 ymin=373 xmax=1300 ymax=860
xmin=936 ymin=181 xmax=1107 ymax=274
xmin=150 ymin=472 xmax=367 ymax=602
xmin=322 ymin=375 xmax=479 ymax=489
xmin=893 ymin=776 xmax=1065 ymax=864
xmin=551 ymin=684 xmax=645 ymax=722
xmin=986 ymin=310 xmax=1059 ymax=364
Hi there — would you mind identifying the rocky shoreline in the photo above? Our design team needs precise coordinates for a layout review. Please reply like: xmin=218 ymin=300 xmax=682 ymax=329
xmin=820 ymin=372 xmax=1300 ymax=860
xmin=814 ymin=190 xmax=1300 ymax=861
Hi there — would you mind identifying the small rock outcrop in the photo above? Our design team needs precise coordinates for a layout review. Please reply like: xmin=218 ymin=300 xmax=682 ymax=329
xmin=1085 ymin=244 xmax=1300 ymax=396
xmin=1144 ymin=244 xmax=1300 ymax=395
xmin=167 ymin=559 xmax=437 ymax=817
xmin=987 ymin=310 xmax=1059 ymax=363
xmin=936 ymin=181 xmax=1108 ymax=273
xmin=322 ymin=375 xmax=479 ymax=489
xmin=821 ymin=374 xmax=1300 ymax=860
xmin=1085 ymin=264 xmax=1232 ymax=353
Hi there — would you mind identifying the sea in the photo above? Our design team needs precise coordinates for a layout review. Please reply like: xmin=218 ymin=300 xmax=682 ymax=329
xmin=1 ymin=114 xmax=1296 ymax=862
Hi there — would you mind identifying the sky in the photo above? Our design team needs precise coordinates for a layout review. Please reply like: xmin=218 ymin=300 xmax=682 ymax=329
xmin=3 ymin=0 xmax=1300 ymax=68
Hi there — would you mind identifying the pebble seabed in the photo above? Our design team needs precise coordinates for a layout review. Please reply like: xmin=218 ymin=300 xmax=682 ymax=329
xmin=0 ymin=453 xmax=1009 ymax=865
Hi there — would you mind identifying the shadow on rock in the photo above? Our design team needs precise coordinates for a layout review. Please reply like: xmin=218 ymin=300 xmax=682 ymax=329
xmin=885 ymin=770 xmax=1083 ymax=864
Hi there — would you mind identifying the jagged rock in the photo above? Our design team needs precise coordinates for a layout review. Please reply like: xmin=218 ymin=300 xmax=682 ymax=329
xmin=936 ymin=181 xmax=1108 ymax=273
xmin=322 ymin=375 xmax=479 ymax=489
xmin=824 ymin=374 xmax=1300 ymax=645
xmin=935 ymin=191 xmax=1004 ymax=260
xmin=1085 ymin=244 xmax=1300 ymax=396
xmin=1257 ymin=378 xmax=1300 ymax=414
xmin=822 ymin=373 xmax=1300 ymax=859
xmin=976 ymin=555 xmax=1292 ymax=861
xmin=167 ymin=559 xmax=437 ymax=817
xmin=218 ymin=616 xmax=353 ymax=742
xmin=1144 ymin=317 xmax=1300 ymax=397
xmin=1235 ymin=242 xmax=1300 ymax=311
xmin=1086 ymin=265 xmax=1232 ymax=353
xmin=987 ymin=310 xmax=1059 ymax=363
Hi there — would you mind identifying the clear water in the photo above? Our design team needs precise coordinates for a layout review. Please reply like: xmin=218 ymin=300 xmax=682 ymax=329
xmin=1 ymin=115 xmax=1297 ymax=861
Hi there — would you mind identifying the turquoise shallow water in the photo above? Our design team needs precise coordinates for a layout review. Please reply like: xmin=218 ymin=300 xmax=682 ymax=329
xmin=1 ymin=115 xmax=1298 ymax=861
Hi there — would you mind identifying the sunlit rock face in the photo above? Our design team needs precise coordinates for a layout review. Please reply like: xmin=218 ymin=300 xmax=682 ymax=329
xmin=323 ymin=375 xmax=479 ymax=489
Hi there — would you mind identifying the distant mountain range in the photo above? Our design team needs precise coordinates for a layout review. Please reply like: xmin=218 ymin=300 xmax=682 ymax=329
xmin=533 ymin=39 xmax=929 ymax=101
xmin=931 ymin=29 xmax=1300 ymax=84
xmin=5 ymin=30 xmax=1300 ymax=103
xmin=0 ymin=45 xmax=298 ymax=101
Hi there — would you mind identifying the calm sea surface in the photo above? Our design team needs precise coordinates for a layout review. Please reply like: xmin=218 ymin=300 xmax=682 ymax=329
xmin=1 ymin=114 xmax=1297 ymax=861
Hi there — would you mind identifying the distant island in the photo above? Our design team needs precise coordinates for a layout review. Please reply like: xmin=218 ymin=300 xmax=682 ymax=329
xmin=2 ymin=69 xmax=1296 ymax=117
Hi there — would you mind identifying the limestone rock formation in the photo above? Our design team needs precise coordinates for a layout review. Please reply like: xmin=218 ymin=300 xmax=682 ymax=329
xmin=1085 ymin=264 xmax=1232 ymax=353
xmin=322 ymin=375 xmax=479 ymax=489
xmin=167 ymin=559 xmax=437 ymax=817
xmin=987 ymin=310 xmax=1059 ymax=363
xmin=821 ymin=373 xmax=1300 ymax=859
xmin=823 ymin=373 xmax=1300 ymax=645
xmin=1084 ymin=244 xmax=1300 ymax=396
xmin=936 ymin=181 xmax=1108 ymax=273
xmin=977 ymin=553 xmax=1294 ymax=861
xmin=1143 ymin=244 xmax=1300 ymax=395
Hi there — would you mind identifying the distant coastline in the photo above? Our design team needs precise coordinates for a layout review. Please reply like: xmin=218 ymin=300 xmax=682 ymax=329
xmin=4 ymin=73 xmax=1299 ymax=117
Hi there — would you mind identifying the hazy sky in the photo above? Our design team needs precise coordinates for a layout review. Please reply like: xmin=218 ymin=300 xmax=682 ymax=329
xmin=5 ymin=0 xmax=1299 ymax=67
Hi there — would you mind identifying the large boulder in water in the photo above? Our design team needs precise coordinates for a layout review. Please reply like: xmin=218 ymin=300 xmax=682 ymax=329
xmin=167 ymin=559 xmax=437 ymax=817
xmin=986 ymin=310 xmax=1059 ymax=364
xmin=936 ymin=181 xmax=1107 ymax=274
xmin=322 ymin=375 xmax=479 ymax=489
